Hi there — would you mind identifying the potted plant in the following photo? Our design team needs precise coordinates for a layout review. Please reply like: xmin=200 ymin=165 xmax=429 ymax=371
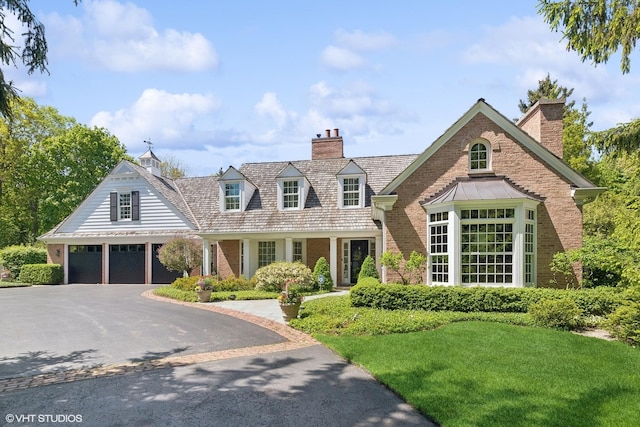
xmin=278 ymin=279 xmax=304 ymax=323
xmin=194 ymin=277 xmax=213 ymax=302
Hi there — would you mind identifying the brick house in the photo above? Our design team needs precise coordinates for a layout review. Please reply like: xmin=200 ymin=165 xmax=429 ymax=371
xmin=40 ymin=98 xmax=603 ymax=287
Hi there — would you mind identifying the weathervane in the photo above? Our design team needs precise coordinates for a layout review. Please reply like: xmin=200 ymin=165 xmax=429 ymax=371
xmin=143 ymin=139 xmax=153 ymax=149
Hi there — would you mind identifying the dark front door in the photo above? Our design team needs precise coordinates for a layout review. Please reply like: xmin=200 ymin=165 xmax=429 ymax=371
xmin=151 ymin=244 xmax=182 ymax=284
xmin=350 ymin=240 xmax=369 ymax=284
xmin=109 ymin=244 xmax=145 ymax=284
xmin=68 ymin=245 xmax=102 ymax=284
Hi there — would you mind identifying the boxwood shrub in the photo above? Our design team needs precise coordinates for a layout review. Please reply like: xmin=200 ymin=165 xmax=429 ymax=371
xmin=350 ymin=281 xmax=623 ymax=316
xmin=18 ymin=264 xmax=63 ymax=285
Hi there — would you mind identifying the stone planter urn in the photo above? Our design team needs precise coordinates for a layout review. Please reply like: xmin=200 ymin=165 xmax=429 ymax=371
xmin=280 ymin=302 xmax=301 ymax=323
xmin=196 ymin=290 xmax=211 ymax=303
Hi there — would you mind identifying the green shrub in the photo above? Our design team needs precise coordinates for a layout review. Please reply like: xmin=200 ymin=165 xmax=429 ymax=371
xmin=528 ymin=298 xmax=584 ymax=330
xmin=171 ymin=276 xmax=200 ymax=292
xmin=214 ymin=275 xmax=254 ymax=292
xmin=350 ymin=283 xmax=623 ymax=317
xmin=291 ymin=295 xmax=533 ymax=335
xmin=358 ymin=255 xmax=379 ymax=281
xmin=0 ymin=245 xmax=47 ymax=278
xmin=605 ymin=286 xmax=640 ymax=345
xmin=18 ymin=264 xmax=63 ymax=285
xmin=153 ymin=286 xmax=197 ymax=302
xmin=253 ymin=261 xmax=314 ymax=292
xmin=312 ymin=257 xmax=333 ymax=291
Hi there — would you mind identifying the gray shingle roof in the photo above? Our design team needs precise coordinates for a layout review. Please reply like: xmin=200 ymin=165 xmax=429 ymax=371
xmin=174 ymin=154 xmax=418 ymax=234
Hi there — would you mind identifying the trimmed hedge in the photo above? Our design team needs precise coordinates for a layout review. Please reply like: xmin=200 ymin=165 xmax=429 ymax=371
xmin=0 ymin=245 xmax=47 ymax=278
xmin=350 ymin=282 xmax=623 ymax=316
xmin=18 ymin=264 xmax=63 ymax=285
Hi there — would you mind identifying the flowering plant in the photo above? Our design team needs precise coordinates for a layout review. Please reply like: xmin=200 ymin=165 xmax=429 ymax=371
xmin=194 ymin=276 xmax=213 ymax=292
xmin=278 ymin=279 xmax=303 ymax=305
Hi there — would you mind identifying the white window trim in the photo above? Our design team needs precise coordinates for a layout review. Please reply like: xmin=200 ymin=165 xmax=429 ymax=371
xmin=277 ymin=178 xmax=304 ymax=211
xmin=468 ymin=140 xmax=492 ymax=174
xmin=119 ymin=192 xmax=132 ymax=220
xmin=426 ymin=200 xmax=539 ymax=288
xmin=338 ymin=174 xmax=365 ymax=209
xmin=221 ymin=181 xmax=243 ymax=212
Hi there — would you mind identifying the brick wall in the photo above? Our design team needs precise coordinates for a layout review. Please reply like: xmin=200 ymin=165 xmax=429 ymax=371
xmin=306 ymin=238 xmax=329 ymax=271
xmin=217 ymin=240 xmax=240 ymax=278
xmin=385 ymin=111 xmax=582 ymax=287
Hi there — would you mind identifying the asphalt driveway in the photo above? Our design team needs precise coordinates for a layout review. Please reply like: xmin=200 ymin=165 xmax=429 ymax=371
xmin=0 ymin=284 xmax=286 ymax=379
xmin=0 ymin=284 xmax=435 ymax=426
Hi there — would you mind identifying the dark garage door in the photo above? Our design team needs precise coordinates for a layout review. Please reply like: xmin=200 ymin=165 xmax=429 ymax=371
xmin=151 ymin=243 xmax=182 ymax=284
xmin=69 ymin=245 xmax=102 ymax=284
xmin=109 ymin=244 xmax=145 ymax=284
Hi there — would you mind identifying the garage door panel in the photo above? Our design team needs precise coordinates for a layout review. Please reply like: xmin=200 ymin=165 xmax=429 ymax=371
xmin=109 ymin=244 xmax=145 ymax=284
xmin=69 ymin=245 xmax=102 ymax=284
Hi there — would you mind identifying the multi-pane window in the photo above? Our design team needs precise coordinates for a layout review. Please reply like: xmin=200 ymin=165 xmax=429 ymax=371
xmin=225 ymin=183 xmax=241 ymax=211
xmin=119 ymin=193 xmax=131 ymax=219
xmin=258 ymin=241 xmax=276 ymax=267
xmin=525 ymin=209 xmax=536 ymax=285
xmin=342 ymin=177 xmax=360 ymax=207
xmin=293 ymin=241 xmax=303 ymax=262
xmin=461 ymin=208 xmax=515 ymax=285
xmin=470 ymin=142 xmax=489 ymax=170
xmin=429 ymin=212 xmax=449 ymax=283
xmin=283 ymin=180 xmax=299 ymax=209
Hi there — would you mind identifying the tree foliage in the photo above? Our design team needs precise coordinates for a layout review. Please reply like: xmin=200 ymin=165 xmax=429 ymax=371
xmin=157 ymin=238 xmax=203 ymax=277
xmin=538 ymin=0 xmax=640 ymax=74
xmin=0 ymin=1 xmax=80 ymax=118
xmin=0 ymin=98 xmax=129 ymax=246
xmin=538 ymin=1 xmax=640 ymax=154
xmin=380 ymin=250 xmax=427 ymax=285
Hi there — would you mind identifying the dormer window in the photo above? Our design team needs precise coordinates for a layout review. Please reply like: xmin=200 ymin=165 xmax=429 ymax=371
xmin=343 ymin=177 xmax=361 ymax=206
xmin=337 ymin=160 xmax=366 ymax=209
xmin=219 ymin=167 xmax=256 ymax=213
xmin=283 ymin=180 xmax=300 ymax=209
xmin=276 ymin=163 xmax=308 ymax=211
xmin=225 ymin=182 xmax=241 ymax=211
xmin=469 ymin=141 xmax=490 ymax=172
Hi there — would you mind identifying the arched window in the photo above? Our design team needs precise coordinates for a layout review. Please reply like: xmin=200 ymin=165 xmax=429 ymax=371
xmin=469 ymin=142 xmax=490 ymax=171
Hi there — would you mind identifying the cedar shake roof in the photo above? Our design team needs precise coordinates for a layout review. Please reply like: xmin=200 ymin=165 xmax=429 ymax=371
xmin=421 ymin=175 xmax=545 ymax=206
xmin=175 ymin=154 xmax=418 ymax=234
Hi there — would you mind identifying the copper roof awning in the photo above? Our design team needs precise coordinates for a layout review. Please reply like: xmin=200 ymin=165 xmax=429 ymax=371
xmin=421 ymin=176 xmax=545 ymax=206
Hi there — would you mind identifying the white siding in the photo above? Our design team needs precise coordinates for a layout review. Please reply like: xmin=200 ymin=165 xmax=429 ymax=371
xmin=59 ymin=176 xmax=193 ymax=233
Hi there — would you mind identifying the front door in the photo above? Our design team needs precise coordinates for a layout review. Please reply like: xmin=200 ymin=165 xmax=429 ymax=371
xmin=350 ymin=240 xmax=369 ymax=284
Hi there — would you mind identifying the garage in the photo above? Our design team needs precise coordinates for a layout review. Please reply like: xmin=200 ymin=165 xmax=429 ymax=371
xmin=109 ymin=244 xmax=145 ymax=284
xmin=68 ymin=245 xmax=103 ymax=284
xmin=151 ymin=243 xmax=182 ymax=284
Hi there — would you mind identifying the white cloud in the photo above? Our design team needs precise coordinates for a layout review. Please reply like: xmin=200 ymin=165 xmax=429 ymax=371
xmin=90 ymin=89 xmax=221 ymax=150
xmin=43 ymin=0 xmax=218 ymax=72
xmin=255 ymin=92 xmax=289 ymax=128
xmin=321 ymin=45 xmax=366 ymax=70
xmin=334 ymin=29 xmax=396 ymax=51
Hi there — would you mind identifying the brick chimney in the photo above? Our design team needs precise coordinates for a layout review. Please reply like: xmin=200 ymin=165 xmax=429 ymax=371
xmin=311 ymin=128 xmax=344 ymax=160
xmin=517 ymin=98 xmax=564 ymax=159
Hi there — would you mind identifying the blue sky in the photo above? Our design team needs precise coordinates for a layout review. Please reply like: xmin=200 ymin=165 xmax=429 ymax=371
xmin=10 ymin=0 xmax=640 ymax=177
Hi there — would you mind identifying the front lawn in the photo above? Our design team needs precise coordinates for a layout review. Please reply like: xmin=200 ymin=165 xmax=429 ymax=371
xmin=292 ymin=295 xmax=640 ymax=426
xmin=153 ymin=285 xmax=278 ymax=302
xmin=319 ymin=321 xmax=640 ymax=427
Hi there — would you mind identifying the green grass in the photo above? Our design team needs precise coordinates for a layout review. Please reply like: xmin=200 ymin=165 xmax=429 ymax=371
xmin=0 ymin=281 xmax=31 ymax=288
xmin=292 ymin=295 xmax=536 ymax=335
xmin=318 ymin=322 xmax=640 ymax=427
